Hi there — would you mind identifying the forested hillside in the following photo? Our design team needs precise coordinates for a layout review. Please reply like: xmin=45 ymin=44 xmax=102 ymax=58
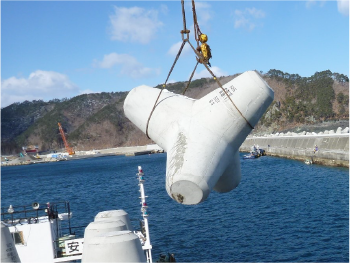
xmin=1 ymin=69 xmax=348 ymax=154
xmin=258 ymin=69 xmax=349 ymax=133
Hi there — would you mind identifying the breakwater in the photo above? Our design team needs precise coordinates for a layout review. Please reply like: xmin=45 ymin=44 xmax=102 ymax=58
xmin=240 ymin=129 xmax=349 ymax=167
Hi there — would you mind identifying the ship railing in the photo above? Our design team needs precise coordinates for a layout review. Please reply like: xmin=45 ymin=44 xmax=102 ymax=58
xmin=1 ymin=201 xmax=73 ymax=233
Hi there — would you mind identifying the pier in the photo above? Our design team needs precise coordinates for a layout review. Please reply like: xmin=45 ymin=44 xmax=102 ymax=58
xmin=240 ymin=129 xmax=349 ymax=167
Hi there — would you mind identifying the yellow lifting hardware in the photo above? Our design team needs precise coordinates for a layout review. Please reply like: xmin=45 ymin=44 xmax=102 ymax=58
xmin=191 ymin=0 xmax=212 ymax=67
xmin=196 ymin=34 xmax=212 ymax=66
xmin=145 ymin=0 xmax=252 ymax=138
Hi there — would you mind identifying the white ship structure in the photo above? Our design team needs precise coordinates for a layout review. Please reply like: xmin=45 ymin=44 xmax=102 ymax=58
xmin=1 ymin=166 xmax=158 ymax=263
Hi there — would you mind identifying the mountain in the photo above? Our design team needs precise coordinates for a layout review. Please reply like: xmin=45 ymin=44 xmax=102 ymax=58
xmin=1 ymin=70 xmax=348 ymax=154
xmin=256 ymin=69 xmax=349 ymax=134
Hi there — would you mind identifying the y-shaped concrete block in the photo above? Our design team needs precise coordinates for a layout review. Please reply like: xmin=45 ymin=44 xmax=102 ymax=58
xmin=124 ymin=71 xmax=274 ymax=205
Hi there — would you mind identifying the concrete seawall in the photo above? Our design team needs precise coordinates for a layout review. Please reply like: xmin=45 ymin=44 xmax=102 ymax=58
xmin=240 ymin=134 xmax=349 ymax=167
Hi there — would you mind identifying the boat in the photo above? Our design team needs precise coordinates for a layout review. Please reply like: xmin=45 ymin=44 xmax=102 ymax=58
xmin=1 ymin=166 xmax=166 ymax=263
xmin=22 ymin=145 xmax=39 ymax=154
xmin=243 ymin=152 xmax=259 ymax=159
xmin=243 ymin=146 xmax=266 ymax=159
xmin=304 ymin=159 xmax=313 ymax=165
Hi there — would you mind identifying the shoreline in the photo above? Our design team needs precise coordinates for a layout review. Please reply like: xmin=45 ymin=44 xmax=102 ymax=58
xmin=240 ymin=133 xmax=349 ymax=168
xmin=1 ymin=145 xmax=163 ymax=167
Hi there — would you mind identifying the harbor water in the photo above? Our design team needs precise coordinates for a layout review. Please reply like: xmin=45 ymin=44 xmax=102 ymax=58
xmin=1 ymin=153 xmax=348 ymax=262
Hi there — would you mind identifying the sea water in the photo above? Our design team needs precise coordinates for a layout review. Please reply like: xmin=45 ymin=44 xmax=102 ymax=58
xmin=1 ymin=153 xmax=348 ymax=262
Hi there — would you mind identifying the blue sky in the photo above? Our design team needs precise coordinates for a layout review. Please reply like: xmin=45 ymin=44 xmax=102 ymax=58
xmin=1 ymin=0 xmax=349 ymax=108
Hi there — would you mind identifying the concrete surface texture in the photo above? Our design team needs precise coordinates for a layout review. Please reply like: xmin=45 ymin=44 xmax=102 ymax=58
xmin=240 ymin=127 xmax=349 ymax=167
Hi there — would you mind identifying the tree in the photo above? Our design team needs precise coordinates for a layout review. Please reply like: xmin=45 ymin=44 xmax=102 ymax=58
xmin=337 ymin=92 xmax=345 ymax=104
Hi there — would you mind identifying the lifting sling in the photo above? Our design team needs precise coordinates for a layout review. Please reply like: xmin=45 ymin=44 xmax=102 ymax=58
xmin=145 ymin=0 xmax=253 ymax=139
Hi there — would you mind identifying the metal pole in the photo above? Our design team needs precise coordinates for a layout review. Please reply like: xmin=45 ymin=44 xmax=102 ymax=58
xmin=137 ymin=166 xmax=153 ymax=263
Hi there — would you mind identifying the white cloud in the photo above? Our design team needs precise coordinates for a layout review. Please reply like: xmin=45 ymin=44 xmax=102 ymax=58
xmin=109 ymin=6 xmax=163 ymax=44
xmin=337 ymin=0 xmax=349 ymax=15
xmin=160 ymin=4 xmax=169 ymax=15
xmin=94 ymin=53 xmax=131 ymax=69
xmin=79 ymin=89 xmax=95 ymax=95
xmin=305 ymin=0 xmax=328 ymax=9
xmin=167 ymin=41 xmax=192 ymax=57
xmin=93 ymin=52 xmax=160 ymax=79
xmin=194 ymin=2 xmax=212 ymax=25
xmin=1 ymin=70 xmax=79 ymax=108
xmin=186 ymin=1 xmax=213 ymax=26
xmin=306 ymin=0 xmax=318 ymax=8
xmin=193 ymin=2 xmax=210 ymax=9
xmin=192 ymin=66 xmax=228 ymax=80
xmin=247 ymin=7 xmax=266 ymax=19
xmin=234 ymin=7 xmax=265 ymax=31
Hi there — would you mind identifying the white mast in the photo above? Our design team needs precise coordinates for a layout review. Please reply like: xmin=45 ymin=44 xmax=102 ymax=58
xmin=137 ymin=166 xmax=153 ymax=263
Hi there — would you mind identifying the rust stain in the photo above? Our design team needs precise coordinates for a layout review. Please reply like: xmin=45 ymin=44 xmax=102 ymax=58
xmin=176 ymin=194 xmax=184 ymax=203
xmin=171 ymin=193 xmax=184 ymax=204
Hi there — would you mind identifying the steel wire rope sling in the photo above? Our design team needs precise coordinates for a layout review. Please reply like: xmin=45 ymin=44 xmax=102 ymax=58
xmin=145 ymin=0 xmax=253 ymax=139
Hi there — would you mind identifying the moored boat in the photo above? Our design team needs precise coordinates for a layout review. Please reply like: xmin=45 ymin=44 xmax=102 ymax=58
xmin=22 ymin=145 xmax=39 ymax=154
xmin=243 ymin=146 xmax=266 ymax=159
xmin=243 ymin=152 xmax=259 ymax=159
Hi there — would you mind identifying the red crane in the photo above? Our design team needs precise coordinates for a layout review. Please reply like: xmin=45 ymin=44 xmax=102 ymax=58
xmin=58 ymin=122 xmax=75 ymax=155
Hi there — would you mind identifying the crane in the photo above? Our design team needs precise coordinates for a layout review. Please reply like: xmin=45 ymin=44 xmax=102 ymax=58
xmin=58 ymin=122 xmax=75 ymax=155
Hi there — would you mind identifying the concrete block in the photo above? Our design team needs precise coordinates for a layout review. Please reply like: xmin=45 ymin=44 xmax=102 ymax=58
xmin=280 ymin=138 xmax=287 ymax=147
xmin=329 ymin=138 xmax=338 ymax=150
xmin=300 ymin=138 xmax=308 ymax=149
xmin=275 ymin=138 xmax=281 ymax=147
xmin=286 ymin=139 xmax=293 ymax=148
xmin=342 ymin=127 xmax=349 ymax=133
xmin=295 ymin=139 xmax=303 ymax=149
xmin=345 ymin=138 xmax=349 ymax=150
xmin=290 ymin=139 xmax=297 ymax=148
xmin=336 ymin=137 xmax=348 ymax=150
xmin=315 ymin=137 xmax=323 ymax=147
xmin=306 ymin=138 xmax=316 ymax=149
xmin=320 ymin=137 xmax=330 ymax=150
